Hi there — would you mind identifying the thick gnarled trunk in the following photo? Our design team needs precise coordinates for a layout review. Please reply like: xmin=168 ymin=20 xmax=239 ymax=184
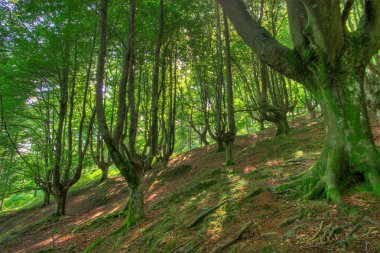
xmin=278 ymin=70 xmax=380 ymax=201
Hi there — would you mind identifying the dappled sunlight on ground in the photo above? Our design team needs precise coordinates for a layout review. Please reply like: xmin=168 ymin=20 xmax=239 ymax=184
xmin=206 ymin=206 xmax=226 ymax=241
xmin=243 ymin=165 xmax=258 ymax=174
xmin=265 ymin=159 xmax=284 ymax=167
xmin=73 ymin=209 xmax=105 ymax=226
xmin=3 ymin=115 xmax=380 ymax=252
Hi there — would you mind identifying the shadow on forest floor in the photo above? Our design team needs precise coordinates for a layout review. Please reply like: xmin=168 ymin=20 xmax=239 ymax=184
xmin=1 ymin=115 xmax=380 ymax=252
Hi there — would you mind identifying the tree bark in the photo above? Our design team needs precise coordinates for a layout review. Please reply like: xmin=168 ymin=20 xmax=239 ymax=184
xmin=278 ymin=69 xmax=380 ymax=201
xmin=53 ymin=188 xmax=68 ymax=216
xmin=149 ymin=0 xmax=164 ymax=162
xmin=0 ymin=197 xmax=4 ymax=211
xmin=42 ymin=188 xmax=51 ymax=208
xmin=223 ymin=9 xmax=237 ymax=166
xmin=125 ymin=166 xmax=144 ymax=227
xmin=274 ymin=115 xmax=290 ymax=136
xmin=219 ymin=0 xmax=380 ymax=200
xmin=100 ymin=164 xmax=109 ymax=182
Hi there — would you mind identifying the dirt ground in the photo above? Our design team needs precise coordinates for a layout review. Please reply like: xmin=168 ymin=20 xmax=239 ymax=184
xmin=1 ymin=115 xmax=380 ymax=253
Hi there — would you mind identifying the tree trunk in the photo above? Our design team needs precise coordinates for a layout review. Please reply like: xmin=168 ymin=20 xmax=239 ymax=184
xmin=100 ymin=165 xmax=109 ymax=182
xmin=125 ymin=168 xmax=144 ymax=227
xmin=275 ymin=115 xmax=290 ymax=136
xmin=0 ymin=197 xmax=4 ymax=211
xmin=225 ymin=138 xmax=234 ymax=166
xmin=309 ymin=110 xmax=316 ymax=119
xmin=201 ymin=132 xmax=210 ymax=146
xmin=278 ymin=70 xmax=380 ymax=201
xmin=42 ymin=189 xmax=51 ymax=208
xmin=53 ymin=188 xmax=68 ymax=216
xmin=216 ymin=139 xmax=224 ymax=152
xmin=223 ymin=9 xmax=236 ymax=166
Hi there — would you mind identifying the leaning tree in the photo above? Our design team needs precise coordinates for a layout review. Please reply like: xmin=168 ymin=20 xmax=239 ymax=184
xmin=219 ymin=0 xmax=380 ymax=201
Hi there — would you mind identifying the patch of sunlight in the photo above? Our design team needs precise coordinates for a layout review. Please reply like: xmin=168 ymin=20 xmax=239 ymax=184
xmin=206 ymin=206 xmax=227 ymax=241
xmin=265 ymin=159 xmax=284 ymax=167
xmin=244 ymin=165 xmax=258 ymax=174
xmin=148 ymin=179 xmax=160 ymax=192
xmin=230 ymin=179 xmax=248 ymax=199
xmin=307 ymin=121 xmax=319 ymax=126
xmin=146 ymin=192 xmax=159 ymax=202
xmin=57 ymin=234 xmax=75 ymax=244
xmin=74 ymin=210 xmax=105 ymax=226
xmin=33 ymin=237 xmax=53 ymax=248
xmin=169 ymin=153 xmax=193 ymax=165
xmin=293 ymin=150 xmax=304 ymax=158
xmin=181 ymin=193 xmax=203 ymax=211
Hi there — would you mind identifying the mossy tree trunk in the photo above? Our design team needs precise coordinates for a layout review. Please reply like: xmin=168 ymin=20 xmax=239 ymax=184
xmin=218 ymin=0 xmax=380 ymax=200
xmin=278 ymin=68 xmax=380 ymax=201
xmin=274 ymin=115 xmax=290 ymax=136
xmin=125 ymin=166 xmax=145 ymax=227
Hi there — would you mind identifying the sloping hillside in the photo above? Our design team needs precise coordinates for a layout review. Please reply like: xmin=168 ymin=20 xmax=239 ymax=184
xmin=1 ymin=116 xmax=380 ymax=253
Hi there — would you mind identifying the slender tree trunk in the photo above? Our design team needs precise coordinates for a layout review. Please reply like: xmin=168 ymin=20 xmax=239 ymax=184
xmin=149 ymin=0 xmax=164 ymax=161
xmin=214 ymin=0 xmax=225 ymax=153
xmin=100 ymin=165 xmax=109 ymax=182
xmin=0 ymin=197 xmax=4 ymax=211
xmin=42 ymin=189 xmax=51 ymax=208
xmin=223 ymin=10 xmax=236 ymax=166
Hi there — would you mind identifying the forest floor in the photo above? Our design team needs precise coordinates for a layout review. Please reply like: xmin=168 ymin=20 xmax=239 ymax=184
xmin=1 ymin=115 xmax=380 ymax=253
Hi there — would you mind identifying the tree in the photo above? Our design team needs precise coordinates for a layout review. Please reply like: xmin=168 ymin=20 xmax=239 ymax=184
xmin=96 ymin=0 xmax=166 ymax=227
xmin=222 ymin=9 xmax=237 ymax=165
xmin=218 ymin=0 xmax=380 ymax=201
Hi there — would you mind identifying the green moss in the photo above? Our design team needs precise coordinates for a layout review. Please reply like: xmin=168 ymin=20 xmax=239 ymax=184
xmin=338 ymin=203 xmax=359 ymax=217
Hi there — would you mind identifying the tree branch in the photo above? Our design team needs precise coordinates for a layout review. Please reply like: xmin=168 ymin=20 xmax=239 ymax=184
xmin=301 ymin=0 xmax=344 ymax=65
xmin=342 ymin=0 xmax=355 ymax=26
xmin=362 ymin=0 xmax=380 ymax=56
xmin=286 ymin=0 xmax=308 ymax=50
xmin=217 ymin=0 xmax=303 ymax=82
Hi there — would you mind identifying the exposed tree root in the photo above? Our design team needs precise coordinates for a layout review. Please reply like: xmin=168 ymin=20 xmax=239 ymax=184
xmin=169 ymin=239 xmax=193 ymax=253
xmin=282 ymin=224 xmax=306 ymax=239
xmin=187 ymin=200 xmax=227 ymax=228
xmin=309 ymin=221 xmax=324 ymax=241
xmin=363 ymin=216 xmax=380 ymax=227
xmin=275 ymin=146 xmax=380 ymax=202
xmin=346 ymin=222 xmax=361 ymax=237
xmin=242 ymin=188 xmax=263 ymax=200
xmin=279 ymin=214 xmax=302 ymax=228
xmin=210 ymin=220 xmax=253 ymax=253
xmin=303 ymin=215 xmax=380 ymax=251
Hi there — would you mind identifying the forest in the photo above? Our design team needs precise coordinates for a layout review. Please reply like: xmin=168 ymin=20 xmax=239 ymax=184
xmin=0 ymin=0 xmax=380 ymax=252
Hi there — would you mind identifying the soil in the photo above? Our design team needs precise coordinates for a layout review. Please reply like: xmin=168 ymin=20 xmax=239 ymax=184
xmin=1 ymin=114 xmax=380 ymax=253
